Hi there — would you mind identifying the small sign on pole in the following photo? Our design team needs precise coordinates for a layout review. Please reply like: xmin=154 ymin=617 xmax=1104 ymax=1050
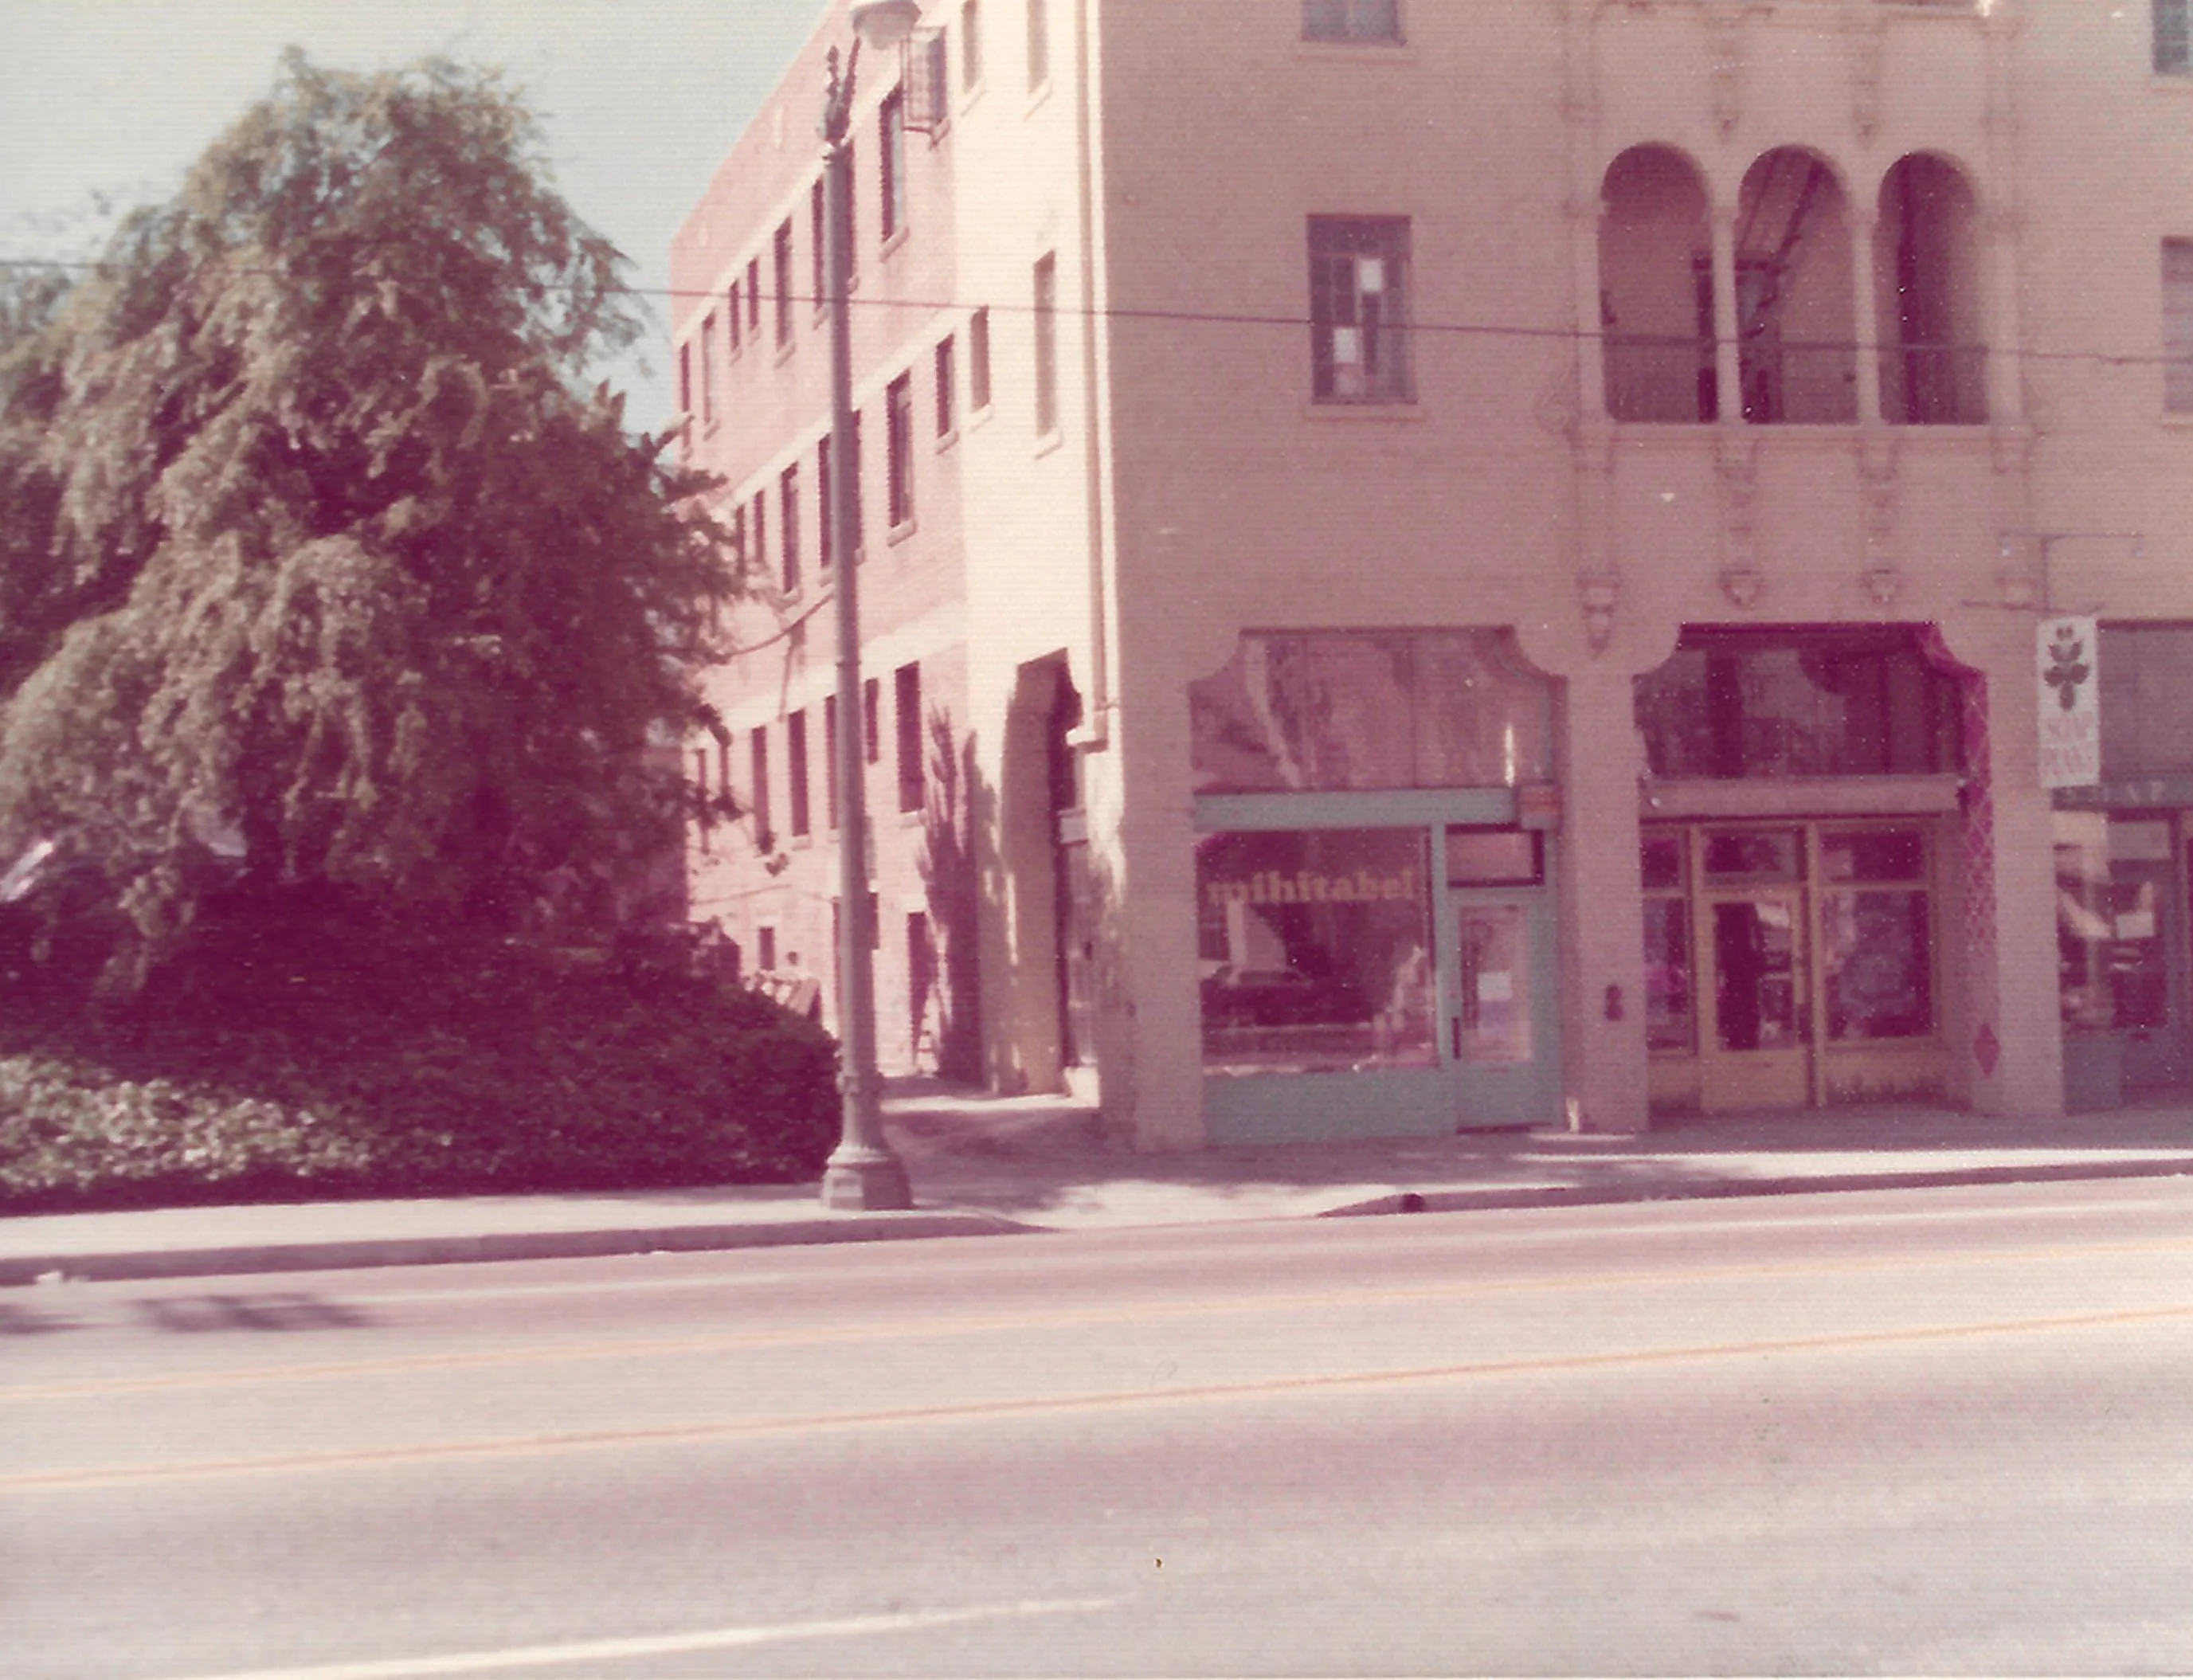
xmin=2038 ymin=615 xmax=2101 ymax=789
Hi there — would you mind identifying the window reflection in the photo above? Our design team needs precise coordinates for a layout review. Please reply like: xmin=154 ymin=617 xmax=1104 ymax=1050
xmin=1189 ymin=631 xmax=1552 ymax=794
xmin=1197 ymin=828 xmax=1434 ymax=1075
xmin=2056 ymin=813 xmax=2172 ymax=1034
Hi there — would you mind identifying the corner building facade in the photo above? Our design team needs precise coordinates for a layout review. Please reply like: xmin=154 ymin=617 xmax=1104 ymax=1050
xmin=674 ymin=0 xmax=2193 ymax=1146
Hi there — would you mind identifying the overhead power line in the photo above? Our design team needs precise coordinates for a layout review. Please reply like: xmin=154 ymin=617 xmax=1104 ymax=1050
xmin=1 ymin=254 xmax=2182 ymax=373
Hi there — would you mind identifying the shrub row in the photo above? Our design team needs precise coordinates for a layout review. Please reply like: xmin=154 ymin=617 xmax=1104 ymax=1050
xmin=0 ymin=908 xmax=840 ymax=1215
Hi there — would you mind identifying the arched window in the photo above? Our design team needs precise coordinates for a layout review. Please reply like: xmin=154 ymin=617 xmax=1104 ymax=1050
xmin=1734 ymin=149 xmax=1856 ymax=424
xmin=1599 ymin=146 xmax=1715 ymax=422
xmin=1875 ymin=155 xmax=1987 ymax=425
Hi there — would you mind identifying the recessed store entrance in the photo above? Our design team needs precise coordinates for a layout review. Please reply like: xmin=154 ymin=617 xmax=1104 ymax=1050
xmin=1645 ymin=820 xmax=1947 ymax=1113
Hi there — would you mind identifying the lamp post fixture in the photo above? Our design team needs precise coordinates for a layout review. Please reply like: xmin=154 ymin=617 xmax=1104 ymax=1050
xmin=820 ymin=0 xmax=920 ymax=1211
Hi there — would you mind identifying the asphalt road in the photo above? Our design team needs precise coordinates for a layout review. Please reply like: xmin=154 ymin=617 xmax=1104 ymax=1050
xmin=8 ymin=1177 xmax=2193 ymax=1677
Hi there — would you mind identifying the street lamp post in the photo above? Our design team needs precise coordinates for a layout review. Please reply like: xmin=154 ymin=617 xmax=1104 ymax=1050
xmin=820 ymin=1 xmax=920 ymax=1211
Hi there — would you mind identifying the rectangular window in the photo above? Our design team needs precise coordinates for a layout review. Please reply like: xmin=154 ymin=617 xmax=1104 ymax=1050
xmin=750 ymin=726 xmax=772 ymax=846
xmin=1196 ymin=828 xmax=1435 ymax=1075
xmin=730 ymin=502 xmax=747 ymax=576
xmin=811 ymin=179 xmax=826 ymax=315
xmin=1028 ymin=0 xmax=1048 ymax=88
xmin=849 ymin=409 xmax=865 ymax=556
xmin=2159 ymin=0 xmax=2190 ymax=72
xmin=1303 ymin=0 xmax=1401 ymax=42
xmin=818 ymin=436 xmax=834 ymax=570
xmin=887 ymin=372 xmax=916 ymax=527
xmin=864 ymin=676 xmax=882 ymax=763
xmin=751 ymin=488 xmax=767 ymax=589
xmin=2166 ymin=239 xmax=2193 ymax=413
xmin=1033 ymin=253 xmax=1059 ymax=435
xmin=824 ymin=695 xmax=840 ymax=830
xmin=788 ymin=709 xmax=811 ymax=838
xmin=728 ymin=284 xmax=742 ymax=354
xmin=773 ymin=219 xmax=793 ymax=346
xmin=780 ymin=464 xmax=801 ymax=593
xmin=969 ymin=307 xmax=993 ymax=409
xmin=896 ymin=662 xmax=925 ymax=812
xmin=699 ymin=315 xmax=715 ymax=423
xmin=1310 ymin=216 xmax=1413 ymax=404
xmin=880 ymin=88 xmax=907 ymax=242
xmin=935 ymin=335 xmax=957 ymax=437
xmin=678 ymin=342 xmax=692 ymax=415
xmin=758 ymin=924 xmax=777 ymax=972
xmin=963 ymin=0 xmax=982 ymax=86
xmin=746 ymin=258 xmax=761 ymax=331
xmin=1821 ymin=842 xmax=1935 ymax=1043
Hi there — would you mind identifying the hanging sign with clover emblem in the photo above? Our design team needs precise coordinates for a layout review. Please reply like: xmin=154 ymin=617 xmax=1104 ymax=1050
xmin=2038 ymin=615 xmax=2101 ymax=788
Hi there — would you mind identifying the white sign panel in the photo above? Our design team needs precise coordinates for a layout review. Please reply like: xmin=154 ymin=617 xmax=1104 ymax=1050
xmin=2038 ymin=615 xmax=2101 ymax=789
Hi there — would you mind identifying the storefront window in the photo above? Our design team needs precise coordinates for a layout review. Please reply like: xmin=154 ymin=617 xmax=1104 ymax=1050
xmin=1189 ymin=630 xmax=1553 ymax=793
xmin=1196 ymin=827 xmax=1434 ymax=1075
xmin=2056 ymin=812 xmax=2172 ymax=1033
xmin=1823 ymin=892 xmax=1932 ymax=1040
xmin=1821 ymin=825 xmax=1933 ymax=1042
xmin=1635 ymin=627 xmax=1964 ymax=779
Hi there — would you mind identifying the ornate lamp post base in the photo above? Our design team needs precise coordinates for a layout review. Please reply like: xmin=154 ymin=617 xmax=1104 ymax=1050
xmin=820 ymin=1144 xmax=914 ymax=1211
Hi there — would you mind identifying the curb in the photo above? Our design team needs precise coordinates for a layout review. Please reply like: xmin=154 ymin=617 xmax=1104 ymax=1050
xmin=0 ymin=1211 xmax=1032 ymax=1288
xmin=8 ymin=1155 xmax=2191 ymax=1288
xmin=1317 ymin=1155 xmax=2193 ymax=1219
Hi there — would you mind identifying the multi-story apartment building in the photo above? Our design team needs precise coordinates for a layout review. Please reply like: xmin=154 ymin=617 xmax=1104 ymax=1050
xmin=672 ymin=0 xmax=2193 ymax=1147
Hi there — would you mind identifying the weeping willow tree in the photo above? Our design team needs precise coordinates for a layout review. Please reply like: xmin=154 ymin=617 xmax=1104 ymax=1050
xmin=0 ymin=53 xmax=737 ymax=989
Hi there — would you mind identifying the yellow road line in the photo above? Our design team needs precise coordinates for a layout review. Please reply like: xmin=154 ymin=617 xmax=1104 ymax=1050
xmin=11 ymin=1299 xmax=2193 ymax=1495
xmin=9 ymin=1230 xmax=2193 ymax=1404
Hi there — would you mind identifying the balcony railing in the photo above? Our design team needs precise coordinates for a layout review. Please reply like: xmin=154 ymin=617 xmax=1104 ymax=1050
xmin=1738 ymin=339 xmax=1859 ymax=425
xmin=1880 ymin=343 xmax=1988 ymax=425
xmin=1604 ymin=335 xmax=1717 ymax=423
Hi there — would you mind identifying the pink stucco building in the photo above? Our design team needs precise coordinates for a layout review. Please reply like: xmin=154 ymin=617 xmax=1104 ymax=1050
xmin=672 ymin=0 xmax=2193 ymax=1146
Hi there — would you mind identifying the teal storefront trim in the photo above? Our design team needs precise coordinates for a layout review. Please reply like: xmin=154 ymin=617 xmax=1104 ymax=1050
xmin=1196 ymin=797 xmax=1561 ymax=1146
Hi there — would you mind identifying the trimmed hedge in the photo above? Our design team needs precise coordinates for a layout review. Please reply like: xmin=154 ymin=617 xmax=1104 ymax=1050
xmin=0 ymin=909 xmax=841 ymax=1214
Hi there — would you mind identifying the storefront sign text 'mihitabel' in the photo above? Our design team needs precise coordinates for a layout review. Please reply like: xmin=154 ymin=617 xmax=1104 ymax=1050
xmin=1205 ymin=867 xmax=1420 ymax=908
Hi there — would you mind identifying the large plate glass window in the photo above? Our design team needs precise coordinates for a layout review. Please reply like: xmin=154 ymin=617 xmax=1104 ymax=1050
xmin=1196 ymin=828 xmax=1432 ymax=1075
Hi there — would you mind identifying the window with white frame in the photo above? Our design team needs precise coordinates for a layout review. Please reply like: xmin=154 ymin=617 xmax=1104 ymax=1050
xmin=773 ymin=220 xmax=793 ymax=347
xmin=969 ymin=307 xmax=993 ymax=409
xmin=880 ymin=89 xmax=907 ymax=242
xmin=887 ymin=372 xmax=916 ymax=527
xmin=2166 ymin=239 xmax=2193 ymax=413
xmin=1309 ymin=216 xmax=1413 ymax=404
xmin=699 ymin=314 xmax=715 ymax=424
xmin=1033 ymin=253 xmax=1059 ymax=435
xmin=2159 ymin=0 xmax=2190 ymax=72
xmin=780 ymin=464 xmax=801 ymax=592
xmin=1303 ymin=0 xmax=1400 ymax=43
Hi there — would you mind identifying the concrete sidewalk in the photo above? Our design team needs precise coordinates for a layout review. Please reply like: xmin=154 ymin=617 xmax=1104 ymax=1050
xmin=6 ymin=1080 xmax=2193 ymax=1286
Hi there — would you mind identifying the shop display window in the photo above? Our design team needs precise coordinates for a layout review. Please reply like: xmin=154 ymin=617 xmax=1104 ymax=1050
xmin=1821 ymin=826 xmax=1933 ymax=1042
xmin=1823 ymin=891 xmax=1932 ymax=1040
xmin=1635 ymin=627 xmax=1964 ymax=780
xmin=1189 ymin=630 xmax=1552 ymax=794
xmin=1196 ymin=827 xmax=1434 ymax=1075
xmin=2056 ymin=812 xmax=2172 ymax=1033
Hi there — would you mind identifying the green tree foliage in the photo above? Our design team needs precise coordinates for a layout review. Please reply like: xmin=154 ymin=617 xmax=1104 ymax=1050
xmin=0 ymin=53 xmax=735 ymax=981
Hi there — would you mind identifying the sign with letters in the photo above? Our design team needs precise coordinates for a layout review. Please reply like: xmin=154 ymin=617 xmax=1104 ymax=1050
xmin=2037 ymin=616 xmax=2101 ymax=789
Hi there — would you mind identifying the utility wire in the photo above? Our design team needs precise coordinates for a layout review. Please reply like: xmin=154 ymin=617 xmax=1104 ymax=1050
xmin=1 ymin=253 xmax=2183 ymax=372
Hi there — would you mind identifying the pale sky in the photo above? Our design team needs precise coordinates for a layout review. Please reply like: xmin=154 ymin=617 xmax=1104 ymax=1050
xmin=0 ymin=0 xmax=835 ymax=435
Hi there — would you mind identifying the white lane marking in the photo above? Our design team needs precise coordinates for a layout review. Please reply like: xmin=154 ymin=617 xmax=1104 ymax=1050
xmin=163 ymin=1598 xmax=1118 ymax=1680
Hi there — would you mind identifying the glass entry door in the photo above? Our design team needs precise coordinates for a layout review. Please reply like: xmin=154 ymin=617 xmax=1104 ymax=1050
xmin=1443 ymin=828 xmax=1560 ymax=1129
xmin=1700 ymin=887 xmax=1811 ymax=1109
